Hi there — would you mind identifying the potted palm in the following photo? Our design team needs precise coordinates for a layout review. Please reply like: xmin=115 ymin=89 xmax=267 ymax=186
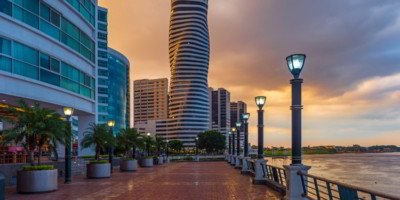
xmin=117 ymin=128 xmax=141 ymax=171
xmin=80 ymin=123 xmax=115 ymax=179
xmin=139 ymin=135 xmax=154 ymax=167
xmin=1 ymin=100 xmax=68 ymax=193
xmin=155 ymin=136 xmax=166 ymax=165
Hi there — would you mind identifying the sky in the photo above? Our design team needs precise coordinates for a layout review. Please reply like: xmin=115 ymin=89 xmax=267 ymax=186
xmin=99 ymin=0 xmax=400 ymax=147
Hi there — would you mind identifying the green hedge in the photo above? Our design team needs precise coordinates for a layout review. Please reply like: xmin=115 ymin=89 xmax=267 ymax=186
xmin=123 ymin=158 xmax=136 ymax=161
xmin=89 ymin=160 xmax=109 ymax=164
xmin=141 ymin=156 xmax=153 ymax=159
xmin=82 ymin=155 xmax=110 ymax=159
xmin=23 ymin=165 xmax=54 ymax=171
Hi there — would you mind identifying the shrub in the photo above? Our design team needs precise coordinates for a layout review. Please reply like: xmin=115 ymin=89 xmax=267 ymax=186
xmin=23 ymin=165 xmax=54 ymax=171
xmin=141 ymin=156 xmax=153 ymax=159
xmin=183 ymin=156 xmax=194 ymax=161
xmin=123 ymin=158 xmax=136 ymax=161
xmin=89 ymin=160 xmax=109 ymax=164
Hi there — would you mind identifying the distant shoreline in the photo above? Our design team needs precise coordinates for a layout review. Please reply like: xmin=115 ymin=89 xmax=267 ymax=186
xmin=262 ymin=150 xmax=400 ymax=157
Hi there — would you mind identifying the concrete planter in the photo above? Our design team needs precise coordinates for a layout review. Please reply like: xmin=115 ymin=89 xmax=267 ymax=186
xmin=17 ymin=169 xmax=57 ymax=193
xmin=159 ymin=157 xmax=164 ymax=165
xmin=87 ymin=163 xmax=111 ymax=179
xmin=120 ymin=160 xmax=137 ymax=171
xmin=141 ymin=158 xmax=153 ymax=168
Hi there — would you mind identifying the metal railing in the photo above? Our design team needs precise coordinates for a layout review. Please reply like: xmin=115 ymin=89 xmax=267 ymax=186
xmin=299 ymin=172 xmax=400 ymax=200
xmin=264 ymin=164 xmax=287 ymax=187
xmin=248 ymin=159 xmax=256 ymax=175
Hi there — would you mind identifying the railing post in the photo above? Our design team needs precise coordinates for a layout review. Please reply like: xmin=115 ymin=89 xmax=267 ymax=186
xmin=283 ymin=165 xmax=311 ymax=200
xmin=253 ymin=159 xmax=267 ymax=184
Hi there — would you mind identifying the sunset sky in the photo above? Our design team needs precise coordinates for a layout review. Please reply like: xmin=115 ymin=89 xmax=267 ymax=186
xmin=99 ymin=0 xmax=400 ymax=147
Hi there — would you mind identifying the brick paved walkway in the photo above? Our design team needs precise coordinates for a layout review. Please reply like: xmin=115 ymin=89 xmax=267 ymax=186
xmin=6 ymin=162 xmax=283 ymax=200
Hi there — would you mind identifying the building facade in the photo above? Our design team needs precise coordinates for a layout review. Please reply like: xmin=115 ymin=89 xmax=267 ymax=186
xmin=167 ymin=0 xmax=210 ymax=148
xmin=0 ymin=0 xmax=98 ymax=156
xmin=97 ymin=6 xmax=109 ymax=124
xmin=107 ymin=47 xmax=130 ymax=133
xmin=230 ymin=101 xmax=247 ymax=150
xmin=209 ymin=87 xmax=230 ymax=133
xmin=133 ymin=78 xmax=168 ymax=125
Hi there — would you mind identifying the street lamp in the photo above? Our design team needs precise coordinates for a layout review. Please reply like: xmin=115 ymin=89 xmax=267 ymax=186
xmin=146 ymin=133 xmax=151 ymax=157
xmin=255 ymin=96 xmax=266 ymax=159
xmin=231 ymin=127 xmax=236 ymax=165
xmin=286 ymin=54 xmax=306 ymax=165
xmin=63 ymin=107 xmax=74 ymax=184
xmin=107 ymin=120 xmax=116 ymax=173
xmin=242 ymin=113 xmax=250 ymax=157
xmin=195 ymin=137 xmax=199 ymax=159
xmin=235 ymin=122 xmax=241 ymax=157
xmin=228 ymin=131 xmax=232 ymax=156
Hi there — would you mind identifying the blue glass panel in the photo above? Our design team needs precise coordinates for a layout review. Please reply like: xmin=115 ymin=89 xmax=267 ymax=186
xmin=80 ymin=85 xmax=91 ymax=98
xmin=13 ymin=0 xmax=39 ymax=14
xmin=12 ymin=41 xmax=38 ymax=66
xmin=50 ymin=58 xmax=60 ymax=73
xmin=40 ymin=19 xmax=60 ymax=40
xmin=12 ymin=4 xmax=39 ymax=29
xmin=0 ymin=0 xmax=12 ymax=16
xmin=0 ymin=37 xmax=11 ymax=55
xmin=61 ymin=32 xmax=80 ymax=52
xmin=40 ymin=68 xmax=60 ymax=86
xmin=0 ymin=55 xmax=12 ymax=72
xmin=39 ymin=3 xmax=49 ymax=21
xmin=61 ymin=18 xmax=79 ymax=41
xmin=61 ymin=62 xmax=79 ymax=82
xmin=12 ymin=60 xmax=38 ymax=80
xmin=98 ymin=106 xmax=107 ymax=113
xmin=60 ymin=77 xmax=79 ymax=93
xmin=39 ymin=52 xmax=49 ymax=69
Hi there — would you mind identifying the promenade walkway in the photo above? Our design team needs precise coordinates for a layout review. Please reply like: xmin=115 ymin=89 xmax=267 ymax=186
xmin=6 ymin=161 xmax=283 ymax=200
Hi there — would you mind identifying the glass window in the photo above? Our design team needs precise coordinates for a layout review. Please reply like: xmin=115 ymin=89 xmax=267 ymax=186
xmin=39 ymin=3 xmax=49 ymax=21
xmin=67 ymin=0 xmax=79 ymax=10
xmin=98 ymin=97 xmax=108 ymax=104
xmin=50 ymin=58 xmax=60 ymax=73
xmin=12 ymin=4 xmax=39 ymax=29
xmin=0 ymin=0 xmax=12 ymax=16
xmin=0 ymin=55 xmax=12 ymax=72
xmin=98 ymin=60 xmax=107 ymax=68
xmin=12 ymin=41 xmax=38 ymax=66
xmin=60 ymin=77 xmax=79 ymax=93
xmin=98 ymin=115 xmax=107 ymax=122
xmin=0 ymin=37 xmax=11 ymax=55
xmin=98 ymin=78 xmax=107 ymax=86
xmin=98 ymin=10 xmax=107 ymax=22
xmin=80 ymin=85 xmax=91 ymax=98
xmin=79 ymin=5 xmax=90 ymax=22
xmin=98 ymin=32 xmax=107 ymax=40
xmin=98 ymin=106 xmax=108 ymax=113
xmin=80 ymin=45 xmax=91 ymax=60
xmin=98 ymin=51 xmax=107 ymax=58
xmin=13 ymin=60 xmax=38 ymax=80
xmin=98 ymin=87 xmax=108 ymax=94
xmin=84 ymin=74 xmax=91 ymax=87
xmin=98 ymin=69 xmax=108 ymax=76
xmin=61 ymin=62 xmax=79 ymax=82
xmin=50 ymin=10 xmax=60 ymax=27
xmin=61 ymin=32 xmax=80 ymax=52
xmin=13 ymin=0 xmax=39 ymax=14
xmin=40 ymin=19 xmax=60 ymax=40
xmin=98 ymin=41 xmax=107 ymax=50
xmin=91 ymin=78 xmax=95 ymax=89
xmin=39 ymin=53 xmax=50 ymax=69
xmin=98 ymin=23 xmax=107 ymax=32
xmin=61 ymin=18 xmax=79 ymax=41
xmin=80 ymin=32 xmax=92 ymax=50
xmin=79 ymin=71 xmax=84 ymax=84
xmin=40 ymin=69 xmax=60 ymax=86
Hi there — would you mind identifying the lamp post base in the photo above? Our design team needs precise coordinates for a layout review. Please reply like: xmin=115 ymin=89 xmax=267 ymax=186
xmin=283 ymin=164 xmax=311 ymax=200
xmin=235 ymin=156 xmax=242 ymax=169
xmin=230 ymin=156 xmax=236 ymax=166
xmin=253 ymin=158 xmax=267 ymax=184
xmin=241 ymin=157 xmax=251 ymax=174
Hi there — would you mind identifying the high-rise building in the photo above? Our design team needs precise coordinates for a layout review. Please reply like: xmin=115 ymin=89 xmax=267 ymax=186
xmin=167 ymin=0 xmax=210 ymax=148
xmin=107 ymin=48 xmax=130 ymax=132
xmin=209 ymin=88 xmax=231 ymax=146
xmin=133 ymin=78 xmax=168 ymax=124
xmin=96 ymin=7 xmax=130 ymax=132
xmin=0 ymin=0 xmax=98 ymax=156
xmin=231 ymin=101 xmax=247 ymax=150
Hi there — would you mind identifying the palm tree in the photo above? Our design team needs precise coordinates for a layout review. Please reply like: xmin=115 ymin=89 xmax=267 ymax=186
xmin=80 ymin=123 xmax=115 ymax=161
xmin=140 ymin=136 xmax=154 ymax=157
xmin=117 ymin=128 xmax=142 ymax=158
xmin=155 ymin=136 xmax=166 ymax=156
xmin=1 ymin=100 xmax=69 ymax=166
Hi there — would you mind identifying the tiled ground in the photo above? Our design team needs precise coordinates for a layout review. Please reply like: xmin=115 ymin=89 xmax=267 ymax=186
xmin=6 ymin=161 xmax=283 ymax=200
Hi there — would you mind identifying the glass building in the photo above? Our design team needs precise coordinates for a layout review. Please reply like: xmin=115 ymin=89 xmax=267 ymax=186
xmin=0 ymin=0 xmax=98 ymax=156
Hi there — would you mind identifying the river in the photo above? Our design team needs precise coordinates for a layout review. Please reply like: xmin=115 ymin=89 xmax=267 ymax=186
xmin=266 ymin=152 xmax=400 ymax=197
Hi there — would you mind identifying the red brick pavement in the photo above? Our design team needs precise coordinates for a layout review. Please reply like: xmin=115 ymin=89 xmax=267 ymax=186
xmin=5 ymin=162 xmax=283 ymax=200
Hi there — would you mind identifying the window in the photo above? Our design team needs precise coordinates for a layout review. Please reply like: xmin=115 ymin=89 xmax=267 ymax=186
xmin=98 ymin=51 xmax=107 ymax=58
xmin=13 ymin=60 xmax=38 ymax=80
xmin=98 ymin=60 xmax=107 ymax=68
xmin=98 ymin=97 xmax=108 ymax=104
xmin=98 ymin=10 xmax=107 ymax=22
xmin=40 ymin=69 xmax=60 ymax=86
xmin=50 ymin=10 xmax=60 ymax=27
xmin=40 ymin=19 xmax=60 ymax=40
xmin=61 ymin=62 xmax=79 ymax=82
xmin=13 ymin=42 xmax=38 ymax=66
xmin=80 ymin=85 xmax=91 ymax=98
xmin=98 ymin=41 xmax=107 ymax=50
xmin=0 ymin=56 xmax=12 ymax=72
xmin=50 ymin=58 xmax=60 ymax=73
xmin=0 ymin=37 xmax=11 ymax=55
xmin=13 ymin=0 xmax=39 ymax=14
xmin=98 ymin=69 xmax=108 ymax=76
xmin=98 ymin=106 xmax=108 ymax=113
xmin=12 ymin=4 xmax=39 ymax=29
xmin=98 ymin=78 xmax=107 ymax=86
xmin=98 ymin=23 xmax=107 ymax=32
xmin=66 ymin=0 xmax=95 ymax=26
xmin=98 ymin=87 xmax=108 ymax=94
xmin=98 ymin=32 xmax=107 ymax=40
xmin=0 ymin=0 xmax=12 ymax=16
xmin=60 ymin=77 xmax=79 ymax=93
xmin=98 ymin=115 xmax=107 ymax=122
xmin=40 ymin=3 xmax=50 ymax=21
xmin=39 ymin=53 xmax=50 ymax=69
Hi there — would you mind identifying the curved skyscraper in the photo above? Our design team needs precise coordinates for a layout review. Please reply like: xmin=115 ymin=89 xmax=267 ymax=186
xmin=168 ymin=0 xmax=210 ymax=147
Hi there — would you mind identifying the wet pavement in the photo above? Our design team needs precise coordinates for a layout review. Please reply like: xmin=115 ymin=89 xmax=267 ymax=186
xmin=6 ymin=161 xmax=283 ymax=200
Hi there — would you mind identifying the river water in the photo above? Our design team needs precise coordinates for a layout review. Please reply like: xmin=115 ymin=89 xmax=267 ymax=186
xmin=267 ymin=152 xmax=400 ymax=197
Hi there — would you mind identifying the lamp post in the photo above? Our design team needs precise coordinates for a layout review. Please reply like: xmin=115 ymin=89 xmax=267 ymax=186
xmin=286 ymin=54 xmax=306 ymax=165
xmin=231 ymin=127 xmax=236 ymax=165
xmin=195 ymin=137 xmax=199 ymax=161
xmin=227 ymin=131 xmax=232 ymax=162
xmin=284 ymin=54 xmax=311 ymax=200
xmin=63 ymin=107 xmax=74 ymax=184
xmin=235 ymin=122 xmax=241 ymax=157
xmin=242 ymin=113 xmax=250 ymax=157
xmin=255 ymin=96 xmax=266 ymax=159
xmin=107 ymin=120 xmax=116 ymax=173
